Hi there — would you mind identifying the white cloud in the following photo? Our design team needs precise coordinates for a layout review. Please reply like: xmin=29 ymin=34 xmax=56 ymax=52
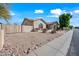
xmin=74 ymin=10 xmax=79 ymax=13
xmin=50 ymin=9 xmax=72 ymax=15
xmin=10 ymin=11 xmax=15 ymax=16
xmin=47 ymin=15 xmax=59 ymax=18
xmin=63 ymin=10 xmax=67 ymax=14
xmin=34 ymin=10 xmax=44 ymax=14
xmin=48 ymin=9 xmax=73 ymax=18
xmin=50 ymin=9 xmax=62 ymax=15
xmin=69 ymin=11 xmax=73 ymax=15
xmin=36 ymin=17 xmax=44 ymax=19
xmin=48 ymin=9 xmax=63 ymax=18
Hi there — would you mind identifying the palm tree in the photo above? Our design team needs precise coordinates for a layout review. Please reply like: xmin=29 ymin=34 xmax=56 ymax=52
xmin=0 ymin=3 xmax=11 ymax=29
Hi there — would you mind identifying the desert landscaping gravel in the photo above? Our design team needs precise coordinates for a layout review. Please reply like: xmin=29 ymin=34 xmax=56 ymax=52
xmin=0 ymin=30 xmax=67 ymax=56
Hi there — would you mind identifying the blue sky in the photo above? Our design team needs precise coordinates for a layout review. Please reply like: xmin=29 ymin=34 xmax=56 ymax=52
xmin=0 ymin=3 xmax=79 ymax=26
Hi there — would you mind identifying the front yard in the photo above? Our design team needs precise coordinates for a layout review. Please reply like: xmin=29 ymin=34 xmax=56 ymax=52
xmin=0 ymin=30 xmax=66 ymax=56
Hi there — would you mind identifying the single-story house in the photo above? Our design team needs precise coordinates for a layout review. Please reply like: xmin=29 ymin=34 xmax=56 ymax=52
xmin=34 ymin=18 xmax=47 ymax=30
xmin=22 ymin=18 xmax=59 ymax=32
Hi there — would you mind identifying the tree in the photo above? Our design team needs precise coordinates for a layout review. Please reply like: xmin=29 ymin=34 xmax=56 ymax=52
xmin=0 ymin=4 xmax=11 ymax=23
xmin=0 ymin=4 xmax=11 ymax=29
xmin=59 ymin=13 xmax=72 ymax=29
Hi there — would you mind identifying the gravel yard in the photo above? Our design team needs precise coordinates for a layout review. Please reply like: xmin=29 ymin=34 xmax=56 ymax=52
xmin=0 ymin=30 xmax=67 ymax=56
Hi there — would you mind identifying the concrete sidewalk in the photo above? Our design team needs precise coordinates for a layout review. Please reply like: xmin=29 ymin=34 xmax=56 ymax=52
xmin=28 ymin=30 xmax=73 ymax=56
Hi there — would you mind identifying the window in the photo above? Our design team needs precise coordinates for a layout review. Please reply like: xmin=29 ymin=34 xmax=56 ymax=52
xmin=39 ymin=23 xmax=43 ymax=29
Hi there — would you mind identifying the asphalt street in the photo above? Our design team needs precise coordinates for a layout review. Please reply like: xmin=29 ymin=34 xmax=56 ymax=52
xmin=67 ymin=29 xmax=79 ymax=56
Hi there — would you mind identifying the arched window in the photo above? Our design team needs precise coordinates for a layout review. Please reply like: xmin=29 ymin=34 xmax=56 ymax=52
xmin=39 ymin=23 xmax=43 ymax=29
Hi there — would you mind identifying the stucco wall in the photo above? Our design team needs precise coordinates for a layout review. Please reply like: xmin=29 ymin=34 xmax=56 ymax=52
xmin=0 ymin=25 xmax=22 ymax=33
xmin=14 ymin=25 xmax=21 ymax=32
xmin=5 ymin=25 xmax=15 ymax=33
xmin=34 ymin=20 xmax=46 ymax=29
xmin=0 ymin=25 xmax=34 ymax=33
xmin=0 ymin=30 xmax=4 ymax=50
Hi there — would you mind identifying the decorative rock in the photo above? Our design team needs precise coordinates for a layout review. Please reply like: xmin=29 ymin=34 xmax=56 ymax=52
xmin=36 ymin=44 xmax=39 ymax=47
xmin=26 ymin=48 xmax=30 ymax=54
xmin=34 ymin=46 xmax=37 ymax=49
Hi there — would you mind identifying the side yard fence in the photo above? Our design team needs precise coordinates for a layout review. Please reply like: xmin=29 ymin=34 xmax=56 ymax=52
xmin=0 ymin=24 xmax=33 ymax=33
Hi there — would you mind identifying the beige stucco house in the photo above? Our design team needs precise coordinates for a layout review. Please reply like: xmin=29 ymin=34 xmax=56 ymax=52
xmin=22 ymin=18 xmax=59 ymax=32
xmin=22 ymin=18 xmax=47 ymax=32
xmin=33 ymin=19 xmax=46 ymax=29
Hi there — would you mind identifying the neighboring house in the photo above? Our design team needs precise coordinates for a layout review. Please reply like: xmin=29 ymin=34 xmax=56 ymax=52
xmin=22 ymin=18 xmax=59 ymax=32
xmin=46 ymin=21 xmax=59 ymax=30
